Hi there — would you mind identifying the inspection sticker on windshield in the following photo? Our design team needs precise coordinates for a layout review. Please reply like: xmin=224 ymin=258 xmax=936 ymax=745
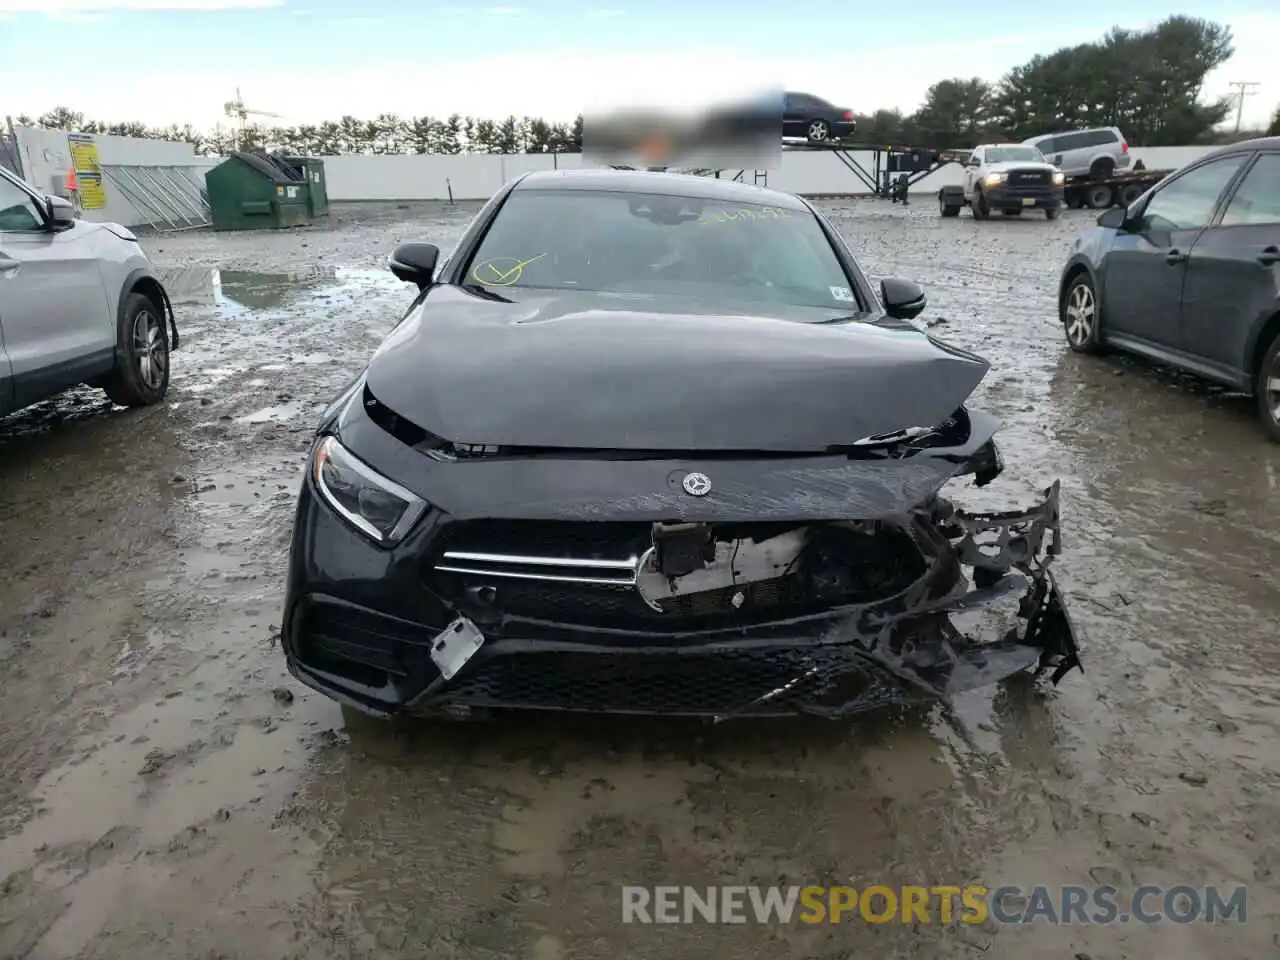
xmin=830 ymin=286 xmax=854 ymax=302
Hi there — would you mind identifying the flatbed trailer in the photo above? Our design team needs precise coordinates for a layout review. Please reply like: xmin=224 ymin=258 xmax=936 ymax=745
xmin=1063 ymin=166 xmax=1173 ymax=210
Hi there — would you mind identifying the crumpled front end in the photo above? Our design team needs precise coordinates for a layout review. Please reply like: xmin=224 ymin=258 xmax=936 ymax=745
xmin=281 ymin=395 xmax=1083 ymax=722
xmin=400 ymin=483 xmax=1081 ymax=721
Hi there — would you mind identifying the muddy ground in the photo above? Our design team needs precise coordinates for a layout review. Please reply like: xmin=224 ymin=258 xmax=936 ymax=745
xmin=2 ymin=198 xmax=1278 ymax=960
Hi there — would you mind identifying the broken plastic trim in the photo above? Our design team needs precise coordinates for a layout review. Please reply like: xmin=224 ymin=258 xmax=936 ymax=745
xmin=408 ymin=482 xmax=1083 ymax=722
xmin=709 ymin=481 xmax=1082 ymax=722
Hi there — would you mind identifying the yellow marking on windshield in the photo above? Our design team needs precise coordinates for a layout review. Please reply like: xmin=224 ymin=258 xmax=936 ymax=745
xmin=699 ymin=206 xmax=792 ymax=225
xmin=471 ymin=253 xmax=548 ymax=286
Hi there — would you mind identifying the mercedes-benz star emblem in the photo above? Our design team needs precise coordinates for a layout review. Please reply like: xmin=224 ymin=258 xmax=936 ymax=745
xmin=682 ymin=472 xmax=712 ymax=497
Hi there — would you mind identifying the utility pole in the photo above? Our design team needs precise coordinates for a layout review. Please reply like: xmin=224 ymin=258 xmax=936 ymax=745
xmin=1228 ymin=81 xmax=1260 ymax=133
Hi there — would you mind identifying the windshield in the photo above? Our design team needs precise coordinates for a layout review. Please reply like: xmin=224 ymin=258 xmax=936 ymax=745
xmin=464 ymin=188 xmax=861 ymax=311
xmin=985 ymin=147 xmax=1046 ymax=164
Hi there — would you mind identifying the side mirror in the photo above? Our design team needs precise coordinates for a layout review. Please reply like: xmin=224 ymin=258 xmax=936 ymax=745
xmin=389 ymin=242 xmax=440 ymax=288
xmin=1096 ymin=206 xmax=1127 ymax=230
xmin=47 ymin=195 xmax=76 ymax=229
xmin=881 ymin=277 xmax=927 ymax=320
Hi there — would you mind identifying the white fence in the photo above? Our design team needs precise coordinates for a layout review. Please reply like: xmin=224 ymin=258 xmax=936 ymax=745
xmin=319 ymin=145 xmax=1215 ymax=202
xmin=11 ymin=126 xmax=216 ymax=230
xmin=9 ymin=125 xmax=1221 ymax=227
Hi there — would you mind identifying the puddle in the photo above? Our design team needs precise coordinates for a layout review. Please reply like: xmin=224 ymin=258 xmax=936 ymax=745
xmin=235 ymin=400 xmax=309 ymax=424
xmin=159 ymin=265 xmax=345 ymax=311
xmin=216 ymin=267 xmax=338 ymax=310
xmin=160 ymin=265 xmax=393 ymax=312
xmin=160 ymin=266 xmax=404 ymax=421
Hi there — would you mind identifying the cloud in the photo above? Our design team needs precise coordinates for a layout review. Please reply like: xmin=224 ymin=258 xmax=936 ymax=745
xmin=585 ymin=8 xmax=624 ymax=17
xmin=333 ymin=15 xmax=384 ymax=25
xmin=3 ymin=12 xmax=1275 ymax=130
xmin=45 ymin=9 xmax=110 ymax=20
xmin=437 ymin=4 xmax=524 ymax=15
xmin=0 ymin=0 xmax=281 ymax=9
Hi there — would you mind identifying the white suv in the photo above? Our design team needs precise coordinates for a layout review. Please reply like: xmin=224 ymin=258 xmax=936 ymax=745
xmin=0 ymin=166 xmax=177 ymax=418
xmin=1021 ymin=127 xmax=1131 ymax=181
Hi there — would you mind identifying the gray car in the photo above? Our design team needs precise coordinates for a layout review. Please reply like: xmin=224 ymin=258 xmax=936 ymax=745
xmin=0 ymin=166 xmax=176 ymax=418
xmin=1023 ymin=127 xmax=1132 ymax=181
xmin=1058 ymin=136 xmax=1280 ymax=441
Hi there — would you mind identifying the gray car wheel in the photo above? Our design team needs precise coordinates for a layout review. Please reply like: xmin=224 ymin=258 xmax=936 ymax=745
xmin=1256 ymin=334 xmax=1280 ymax=443
xmin=1062 ymin=273 xmax=1103 ymax=354
xmin=103 ymin=292 xmax=170 ymax=407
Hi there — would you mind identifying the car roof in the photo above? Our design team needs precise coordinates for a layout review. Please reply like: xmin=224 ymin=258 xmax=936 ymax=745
xmin=1202 ymin=135 xmax=1280 ymax=159
xmin=513 ymin=168 xmax=811 ymax=211
xmin=1023 ymin=127 xmax=1120 ymax=141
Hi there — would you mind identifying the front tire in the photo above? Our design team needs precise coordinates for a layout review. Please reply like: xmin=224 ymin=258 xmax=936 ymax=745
xmin=103 ymin=292 xmax=169 ymax=407
xmin=1255 ymin=334 xmax=1280 ymax=443
xmin=971 ymin=189 xmax=990 ymax=220
xmin=1046 ymin=206 xmax=1061 ymax=221
xmin=1061 ymin=273 xmax=1103 ymax=354
xmin=806 ymin=119 xmax=830 ymax=143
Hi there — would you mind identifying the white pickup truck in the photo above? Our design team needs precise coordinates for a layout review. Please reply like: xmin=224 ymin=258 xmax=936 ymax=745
xmin=938 ymin=144 xmax=1066 ymax=221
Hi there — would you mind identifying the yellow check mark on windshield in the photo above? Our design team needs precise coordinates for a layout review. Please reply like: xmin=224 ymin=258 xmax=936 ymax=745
xmin=472 ymin=253 xmax=547 ymax=286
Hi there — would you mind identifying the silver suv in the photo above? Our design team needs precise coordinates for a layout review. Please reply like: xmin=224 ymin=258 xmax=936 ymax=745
xmin=0 ymin=166 xmax=177 ymax=418
xmin=1022 ymin=127 xmax=1131 ymax=181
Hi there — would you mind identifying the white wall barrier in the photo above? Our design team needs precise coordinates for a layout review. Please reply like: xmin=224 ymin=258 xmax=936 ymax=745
xmin=12 ymin=126 xmax=216 ymax=230
xmin=8 ymin=125 xmax=1222 ymax=225
xmin=322 ymin=145 xmax=1216 ymax=202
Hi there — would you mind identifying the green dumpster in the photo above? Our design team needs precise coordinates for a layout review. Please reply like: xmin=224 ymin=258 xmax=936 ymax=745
xmin=205 ymin=151 xmax=316 ymax=231
xmin=283 ymin=156 xmax=329 ymax=217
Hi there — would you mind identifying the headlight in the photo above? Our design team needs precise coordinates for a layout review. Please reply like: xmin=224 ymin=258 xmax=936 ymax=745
xmin=982 ymin=173 xmax=1005 ymax=187
xmin=1052 ymin=171 xmax=1065 ymax=185
xmin=312 ymin=435 xmax=428 ymax=545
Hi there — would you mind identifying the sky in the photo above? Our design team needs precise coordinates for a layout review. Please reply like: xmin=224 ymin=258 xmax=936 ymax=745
xmin=1 ymin=0 xmax=1277 ymax=132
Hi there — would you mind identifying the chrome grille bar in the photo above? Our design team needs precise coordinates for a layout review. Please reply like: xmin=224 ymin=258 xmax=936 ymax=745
xmin=435 ymin=549 xmax=641 ymax=586
xmin=441 ymin=550 xmax=638 ymax=570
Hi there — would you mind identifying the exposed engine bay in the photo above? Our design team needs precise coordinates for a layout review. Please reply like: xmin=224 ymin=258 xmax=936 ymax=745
xmin=636 ymin=519 xmax=924 ymax=612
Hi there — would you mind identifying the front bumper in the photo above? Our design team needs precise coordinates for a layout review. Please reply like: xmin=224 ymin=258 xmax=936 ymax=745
xmin=982 ymin=182 xmax=1065 ymax=211
xmin=280 ymin=476 xmax=1082 ymax=721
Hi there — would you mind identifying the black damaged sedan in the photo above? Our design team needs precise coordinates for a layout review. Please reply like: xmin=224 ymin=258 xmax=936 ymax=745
xmin=281 ymin=169 xmax=1081 ymax=721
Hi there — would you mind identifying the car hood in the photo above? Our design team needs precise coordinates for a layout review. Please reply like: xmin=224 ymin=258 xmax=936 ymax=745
xmin=363 ymin=286 xmax=990 ymax=452
xmin=986 ymin=161 xmax=1057 ymax=174
xmin=101 ymin=223 xmax=139 ymax=242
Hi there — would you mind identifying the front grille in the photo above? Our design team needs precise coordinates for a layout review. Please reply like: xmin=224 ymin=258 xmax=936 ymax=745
xmin=1006 ymin=168 xmax=1051 ymax=186
xmin=424 ymin=519 xmax=928 ymax=631
xmin=434 ymin=647 xmax=905 ymax=716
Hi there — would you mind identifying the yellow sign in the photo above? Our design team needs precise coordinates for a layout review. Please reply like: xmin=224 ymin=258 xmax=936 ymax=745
xmin=66 ymin=133 xmax=106 ymax=209
xmin=77 ymin=174 xmax=106 ymax=211
xmin=66 ymin=133 xmax=101 ymax=175
xmin=700 ymin=206 xmax=792 ymax=225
